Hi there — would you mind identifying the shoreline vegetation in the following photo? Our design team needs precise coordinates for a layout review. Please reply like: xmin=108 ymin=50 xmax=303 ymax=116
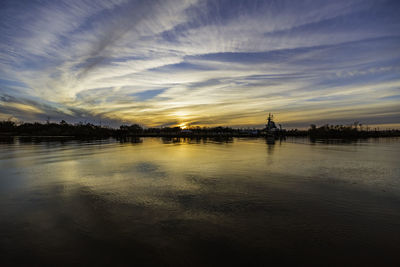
xmin=1 ymin=120 xmax=399 ymax=139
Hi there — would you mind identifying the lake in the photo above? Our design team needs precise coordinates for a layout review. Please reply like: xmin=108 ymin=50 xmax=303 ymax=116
xmin=0 ymin=137 xmax=399 ymax=266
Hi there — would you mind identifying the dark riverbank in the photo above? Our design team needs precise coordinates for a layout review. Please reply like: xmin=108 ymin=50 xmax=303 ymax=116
xmin=1 ymin=120 xmax=399 ymax=139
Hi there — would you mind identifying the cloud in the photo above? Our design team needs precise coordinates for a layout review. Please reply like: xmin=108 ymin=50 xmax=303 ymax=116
xmin=0 ymin=0 xmax=399 ymax=128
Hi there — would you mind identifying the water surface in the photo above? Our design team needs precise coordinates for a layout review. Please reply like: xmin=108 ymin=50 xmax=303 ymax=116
xmin=1 ymin=137 xmax=399 ymax=266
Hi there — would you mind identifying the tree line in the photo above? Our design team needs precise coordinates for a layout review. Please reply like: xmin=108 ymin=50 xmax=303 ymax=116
xmin=1 ymin=120 xmax=399 ymax=138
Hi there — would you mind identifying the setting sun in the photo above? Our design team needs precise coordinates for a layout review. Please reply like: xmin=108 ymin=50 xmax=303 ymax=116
xmin=178 ymin=123 xmax=188 ymax=130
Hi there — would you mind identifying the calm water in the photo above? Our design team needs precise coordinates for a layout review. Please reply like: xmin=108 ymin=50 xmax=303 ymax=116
xmin=0 ymin=137 xmax=399 ymax=266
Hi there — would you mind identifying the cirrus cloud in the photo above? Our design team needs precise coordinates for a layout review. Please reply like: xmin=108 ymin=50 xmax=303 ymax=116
xmin=0 ymin=0 xmax=399 ymax=128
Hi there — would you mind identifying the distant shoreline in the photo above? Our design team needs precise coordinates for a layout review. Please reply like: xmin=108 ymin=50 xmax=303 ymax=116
xmin=1 ymin=133 xmax=399 ymax=140
xmin=1 ymin=120 xmax=400 ymax=139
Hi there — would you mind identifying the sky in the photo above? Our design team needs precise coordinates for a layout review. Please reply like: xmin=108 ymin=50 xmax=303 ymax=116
xmin=0 ymin=0 xmax=399 ymax=129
